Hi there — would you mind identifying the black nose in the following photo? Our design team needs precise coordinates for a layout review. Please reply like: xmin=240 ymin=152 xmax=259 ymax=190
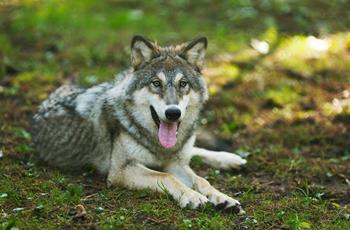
xmin=165 ymin=107 xmax=181 ymax=121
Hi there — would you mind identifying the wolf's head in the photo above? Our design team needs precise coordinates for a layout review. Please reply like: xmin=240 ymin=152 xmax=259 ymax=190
xmin=125 ymin=35 xmax=208 ymax=150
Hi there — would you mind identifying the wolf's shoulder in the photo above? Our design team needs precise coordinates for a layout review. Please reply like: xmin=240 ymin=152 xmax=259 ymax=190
xmin=34 ymin=85 xmax=83 ymax=116
xmin=51 ymin=84 xmax=84 ymax=98
xmin=34 ymin=69 xmax=131 ymax=119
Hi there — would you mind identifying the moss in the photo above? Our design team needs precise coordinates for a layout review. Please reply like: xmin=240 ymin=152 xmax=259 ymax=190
xmin=1 ymin=0 xmax=350 ymax=229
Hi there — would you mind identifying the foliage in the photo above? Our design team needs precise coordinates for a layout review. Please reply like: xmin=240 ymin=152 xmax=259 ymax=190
xmin=1 ymin=0 xmax=349 ymax=229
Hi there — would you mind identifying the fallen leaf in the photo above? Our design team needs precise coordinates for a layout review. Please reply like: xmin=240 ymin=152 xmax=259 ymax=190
xmin=344 ymin=213 xmax=350 ymax=220
xmin=35 ymin=205 xmax=44 ymax=210
xmin=345 ymin=178 xmax=350 ymax=186
xmin=73 ymin=204 xmax=87 ymax=219
xmin=331 ymin=202 xmax=341 ymax=209
xmin=0 ymin=193 xmax=8 ymax=198
xmin=94 ymin=207 xmax=104 ymax=213
xmin=300 ymin=221 xmax=311 ymax=229
xmin=13 ymin=207 xmax=25 ymax=212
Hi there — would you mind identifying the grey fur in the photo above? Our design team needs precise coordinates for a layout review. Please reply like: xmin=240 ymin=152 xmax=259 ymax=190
xmin=32 ymin=36 xmax=248 ymax=213
xmin=32 ymin=37 xmax=208 ymax=173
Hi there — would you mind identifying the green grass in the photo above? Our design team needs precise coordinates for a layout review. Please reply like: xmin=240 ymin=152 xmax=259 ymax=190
xmin=1 ymin=0 xmax=350 ymax=229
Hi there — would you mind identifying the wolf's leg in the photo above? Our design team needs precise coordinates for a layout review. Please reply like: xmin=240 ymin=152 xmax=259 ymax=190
xmin=191 ymin=147 xmax=247 ymax=170
xmin=167 ymin=163 xmax=245 ymax=214
xmin=107 ymin=163 xmax=208 ymax=208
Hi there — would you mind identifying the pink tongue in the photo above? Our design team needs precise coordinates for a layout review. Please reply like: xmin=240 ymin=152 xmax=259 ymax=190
xmin=158 ymin=121 xmax=177 ymax=149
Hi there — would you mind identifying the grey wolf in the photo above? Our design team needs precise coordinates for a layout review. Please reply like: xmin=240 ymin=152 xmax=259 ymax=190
xmin=32 ymin=35 xmax=247 ymax=214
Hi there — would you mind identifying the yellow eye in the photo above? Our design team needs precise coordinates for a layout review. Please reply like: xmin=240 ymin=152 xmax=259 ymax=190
xmin=179 ymin=80 xmax=187 ymax=88
xmin=152 ymin=80 xmax=161 ymax=87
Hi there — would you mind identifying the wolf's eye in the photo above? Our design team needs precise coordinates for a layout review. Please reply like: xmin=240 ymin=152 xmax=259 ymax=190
xmin=179 ymin=80 xmax=188 ymax=88
xmin=152 ymin=80 xmax=161 ymax=87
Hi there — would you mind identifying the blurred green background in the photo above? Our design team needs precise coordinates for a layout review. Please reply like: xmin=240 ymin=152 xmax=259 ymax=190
xmin=1 ymin=0 xmax=350 ymax=229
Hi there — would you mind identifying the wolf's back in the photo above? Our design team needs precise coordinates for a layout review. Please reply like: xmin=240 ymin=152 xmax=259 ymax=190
xmin=31 ymin=85 xmax=105 ymax=168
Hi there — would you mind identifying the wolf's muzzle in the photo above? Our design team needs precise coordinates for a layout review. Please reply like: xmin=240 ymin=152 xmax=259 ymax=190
xmin=150 ymin=106 xmax=160 ymax=127
xmin=165 ymin=107 xmax=181 ymax=121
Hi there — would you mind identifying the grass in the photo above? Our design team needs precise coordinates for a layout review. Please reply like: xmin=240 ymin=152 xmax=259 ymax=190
xmin=1 ymin=0 xmax=350 ymax=229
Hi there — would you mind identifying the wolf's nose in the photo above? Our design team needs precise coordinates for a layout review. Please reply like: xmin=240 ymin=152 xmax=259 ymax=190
xmin=165 ymin=107 xmax=181 ymax=121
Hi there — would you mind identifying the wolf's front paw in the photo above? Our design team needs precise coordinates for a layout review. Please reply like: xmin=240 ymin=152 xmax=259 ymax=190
xmin=208 ymin=192 xmax=245 ymax=215
xmin=216 ymin=152 xmax=247 ymax=170
xmin=179 ymin=190 xmax=209 ymax=209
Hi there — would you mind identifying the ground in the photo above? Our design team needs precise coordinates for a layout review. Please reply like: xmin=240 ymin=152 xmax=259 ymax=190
xmin=0 ymin=1 xmax=350 ymax=229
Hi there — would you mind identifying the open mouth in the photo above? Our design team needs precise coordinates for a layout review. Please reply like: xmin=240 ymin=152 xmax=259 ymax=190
xmin=150 ymin=106 xmax=179 ymax=149
xmin=150 ymin=106 xmax=160 ymax=128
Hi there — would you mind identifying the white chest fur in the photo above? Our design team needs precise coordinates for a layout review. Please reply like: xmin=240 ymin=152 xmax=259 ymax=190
xmin=113 ymin=132 xmax=160 ymax=167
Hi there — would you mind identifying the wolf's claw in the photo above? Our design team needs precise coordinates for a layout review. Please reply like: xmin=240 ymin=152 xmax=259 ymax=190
xmin=224 ymin=204 xmax=245 ymax=215
xmin=215 ymin=201 xmax=229 ymax=210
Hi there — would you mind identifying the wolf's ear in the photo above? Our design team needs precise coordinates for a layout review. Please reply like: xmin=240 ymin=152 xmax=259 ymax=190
xmin=180 ymin=37 xmax=208 ymax=71
xmin=131 ymin=35 xmax=158 ymax=69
